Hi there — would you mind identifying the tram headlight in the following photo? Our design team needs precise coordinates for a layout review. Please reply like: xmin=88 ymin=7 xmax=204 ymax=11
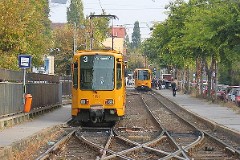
xmin=80 ymin=99 xmax=89 ymax=104
xmin=105 ymin=99 xmax=114 ymax=105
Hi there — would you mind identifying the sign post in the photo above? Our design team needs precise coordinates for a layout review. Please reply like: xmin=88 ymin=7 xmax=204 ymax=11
xmin=18 ymin=55 xmax=32 ymax=104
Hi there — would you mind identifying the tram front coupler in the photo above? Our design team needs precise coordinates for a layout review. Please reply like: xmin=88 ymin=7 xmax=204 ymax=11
xmin=90 ymin=106 xmax=104 ymax=123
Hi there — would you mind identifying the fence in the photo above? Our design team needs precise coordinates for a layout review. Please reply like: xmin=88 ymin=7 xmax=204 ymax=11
xmin=0 ymin=83 xmax=23 ymax=115
xmin=0 ymin=69 xmax=72 ymax=117
xmin=60 ymin=75 xmax=72 ymax=97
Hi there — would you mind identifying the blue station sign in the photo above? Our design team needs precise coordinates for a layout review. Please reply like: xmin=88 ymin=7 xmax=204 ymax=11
xmin=18 ymin=55 xmax=32 ymax=69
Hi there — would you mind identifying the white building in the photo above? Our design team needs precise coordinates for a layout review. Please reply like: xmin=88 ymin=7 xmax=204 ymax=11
xmin=32 ymin=55 xmax=54 ymax=75
xmin=44 ymin=56 xmax=54 ymax=75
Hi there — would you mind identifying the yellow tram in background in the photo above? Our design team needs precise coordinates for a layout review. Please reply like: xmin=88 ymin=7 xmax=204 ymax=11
xmin=71 ymin=50 xmax=126 ymax=123
xmin=134 ymin=68 xmax=152 ymax=91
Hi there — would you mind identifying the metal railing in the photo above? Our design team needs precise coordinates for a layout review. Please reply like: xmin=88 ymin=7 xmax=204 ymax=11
xmin=0 ymin=69 xmax=72 ymax=117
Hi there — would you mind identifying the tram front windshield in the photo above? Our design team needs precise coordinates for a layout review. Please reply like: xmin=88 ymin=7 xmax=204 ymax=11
xmin=80 ymin=55 xmax=114 ymax=90
xmin=138 ymin=70 xmax=150 ymax=80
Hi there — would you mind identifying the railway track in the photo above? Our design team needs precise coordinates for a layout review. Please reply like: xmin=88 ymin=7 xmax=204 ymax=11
xmin=151 ymin=90 xmax=240 ymax=155
xmin=35 ymin=89 xmax=240 ymax=159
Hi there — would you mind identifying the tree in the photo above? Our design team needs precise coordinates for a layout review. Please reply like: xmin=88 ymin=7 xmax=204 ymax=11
xmin=51 ymin=0 xmax=85 ymax=75
xmin=124 ymin=34 xmax=131 ymax=50
xmin=142 ymin=0 xmax=240 ymax=97
xmin=53 ymin=1 xmax=110 ymax=74
xmin=52 ymin=25 xmax=73 ymax=75
xmin=143 ymin=0 xmax=240 ymax=91
xmin=89 ymin=14 xmax=110 ymax=49
xmin=131 ymin=21 xmax=141 ymax=49
xmin=0 ymin=0 xmax=52 ymax=70
xmin=67 ymin=0 xmax=84 ymax=26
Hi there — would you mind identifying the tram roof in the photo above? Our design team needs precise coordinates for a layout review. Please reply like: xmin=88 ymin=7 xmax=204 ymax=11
xmin=134 ymin=68 xmax=151 ymax=71
xmin=75 ymin=49 xmax=122 ymax=55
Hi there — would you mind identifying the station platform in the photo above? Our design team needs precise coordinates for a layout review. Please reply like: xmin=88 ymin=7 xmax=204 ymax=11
xmin=0 ymin=104 xmax=71 ymax=147
xmin=153 ymin=88 xmax=240 ymax=133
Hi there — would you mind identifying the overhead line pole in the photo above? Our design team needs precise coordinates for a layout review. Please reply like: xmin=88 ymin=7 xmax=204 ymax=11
xmin=88 ymin=15 xmax=119 ymax=50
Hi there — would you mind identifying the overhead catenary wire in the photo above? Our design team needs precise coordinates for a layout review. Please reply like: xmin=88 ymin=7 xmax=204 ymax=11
xmin=84 ymin=7 xmax=166 ymax=11
xmin=98 ymin=0 xmax=104 ymax=13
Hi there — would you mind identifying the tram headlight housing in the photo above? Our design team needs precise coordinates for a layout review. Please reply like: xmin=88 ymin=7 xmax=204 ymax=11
xmin=105 ymin=99 xmax=114 ymax=105
xmin=80 ymin=99 xmax=89 ymax=104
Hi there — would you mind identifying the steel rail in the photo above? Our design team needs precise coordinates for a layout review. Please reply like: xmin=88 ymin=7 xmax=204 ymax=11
xmin=141 ymin=93 xmax=198 ymax=159
xmin=76 ymin=131 xmax=134 ymax=160
xmin=203 ymin=131 xmax=240 ymax=157
xmin=100 ymin=129 xmax=114 ymax=159
xmin=164 ymin=131 xmax=190 ymax=160
xmin=36 ymin=129 xmax=76 ymax=160
xmin=151 ymin=91 xmax=240 ymax=158
xmin=102 ymin=93 xmax=194 ymax=160
xmin=106 ymin=132 xmax=185 ymax=159
xmin=182 ymin=132 xmax=205 ymax=151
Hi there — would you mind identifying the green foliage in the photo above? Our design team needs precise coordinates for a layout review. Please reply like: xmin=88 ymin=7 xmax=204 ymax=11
xmin=0 ymin=51 xmax=19 ymax=70
xmin=67 ymin=0 xmax=84 ymax=26
xmin=53 ymin=3 xmax=110 ymax=74
xmin=131 ymin=21 xmax=141 ymax=49
xmin=51 ymin=0 xmax=111 ymax=75
xmin=126 ymin=50 xmax=145 ymax=71
xmin=52 ymin=25 xmax=74 ymax=75
xmin=141 ymin=0 xmax=240 ymax=85
xmin=124 ymin=35 xmax=130 ymax=48
xmin=0 ymin=0 xmax=52 ymax=69
xmin=89 ymin=14 xmax=110 ymax=48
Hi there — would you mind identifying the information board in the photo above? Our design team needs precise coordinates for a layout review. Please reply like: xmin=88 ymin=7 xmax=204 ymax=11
xmin=18 ymin=55 xmax=32 ymax=69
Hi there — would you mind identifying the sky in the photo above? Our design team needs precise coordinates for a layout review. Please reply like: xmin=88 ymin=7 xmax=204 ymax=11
xmin=49 ymin=0 xmax=186 ymax=40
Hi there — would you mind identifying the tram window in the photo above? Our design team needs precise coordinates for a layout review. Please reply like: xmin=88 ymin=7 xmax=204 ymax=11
xmin=73 ymin=62 xmax=78 ymax=89
xmin=80 ymin=69 xmax=93 ymax=89
xmin=117 ymin=63 xmax=122 ymax=89
xmin=80 ymin=55 xmax=114 ymax=90
xmin=138 ymin=70 xmax=150 ymax=80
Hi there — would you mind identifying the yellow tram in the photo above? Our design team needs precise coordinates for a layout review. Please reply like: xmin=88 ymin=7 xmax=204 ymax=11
xmin=134 ymin=68 xmax=152 ymax=91
xmin=71 ymin=50 xmax=126 ymax=123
